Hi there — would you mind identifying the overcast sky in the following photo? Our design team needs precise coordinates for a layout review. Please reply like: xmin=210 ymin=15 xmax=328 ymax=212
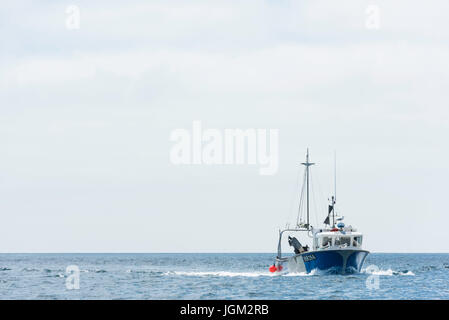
xmin=1 ymin=1 xmax=449 ymax=253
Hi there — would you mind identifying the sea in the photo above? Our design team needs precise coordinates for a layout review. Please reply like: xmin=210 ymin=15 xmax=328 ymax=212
xmin=0 ymin=253 xmax=448 ymax=300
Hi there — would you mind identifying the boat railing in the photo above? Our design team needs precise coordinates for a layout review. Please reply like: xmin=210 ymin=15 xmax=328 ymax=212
xmin=276 ymin=228 xmax=312 ymax=259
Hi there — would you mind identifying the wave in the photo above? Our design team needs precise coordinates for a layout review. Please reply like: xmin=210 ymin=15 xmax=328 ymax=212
xmin=93 ymin=269 xmax=107 ymax=273
xmin=39 ymin=268 xmax=105 ymax=274
xmin=126 ymin=269 xmax=160 ymax=274
xmin=363 ymin=268 xmax=415 ymax=276
xmin=165 ymin=271 xmax=270 ymax=277
xmin=164 ymin=270 xmax=314 ymax=277
xmin=126 ymin=269 xmax=149 ymax=273
xmin=165 ymin=267 xmax=415 ymax=278
xmin=22 ymin=267 xmax=39 ymax=272
xmin=78 ymin=268 xmax=107 ymax=273
xmin=283 ymin=269 xmax=317 ymax=277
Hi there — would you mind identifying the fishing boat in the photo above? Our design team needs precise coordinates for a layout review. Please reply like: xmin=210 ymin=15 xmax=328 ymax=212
xmin=269 ymin=150 xmax=369 ymax=274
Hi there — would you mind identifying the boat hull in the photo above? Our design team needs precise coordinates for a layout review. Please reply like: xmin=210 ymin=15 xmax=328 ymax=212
xmin=286 ymin=249 xmax=369 ymax=274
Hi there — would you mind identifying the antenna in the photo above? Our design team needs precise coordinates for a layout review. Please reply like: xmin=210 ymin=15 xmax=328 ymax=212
xmin=333 ymin=150 xmax=337 ymax=228
xmin=334 ymin=150 xmax=337 ymax=203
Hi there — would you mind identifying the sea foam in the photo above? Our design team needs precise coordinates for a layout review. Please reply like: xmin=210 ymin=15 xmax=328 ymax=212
xmin=363 ymin=268 xmax=415 ymax=276
xmin=164 ymin=270 xmax=313 ymax=277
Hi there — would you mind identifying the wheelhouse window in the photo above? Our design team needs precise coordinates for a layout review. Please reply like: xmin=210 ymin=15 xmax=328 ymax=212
xmin=320 ymin=236 xmax=332 ymax=248
xmin=352 ymin=236 xmax=362 ymax=247
xmin=335 ymin=236 xmax=350 ymax=247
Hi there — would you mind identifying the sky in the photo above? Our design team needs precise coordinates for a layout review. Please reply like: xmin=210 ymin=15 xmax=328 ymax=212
xmin=1 ymin=0 xmax=449 ymax=253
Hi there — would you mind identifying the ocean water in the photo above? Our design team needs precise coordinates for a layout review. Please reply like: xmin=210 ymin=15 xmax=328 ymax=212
xmin=0 ymin=253 xmax=448 ymax=299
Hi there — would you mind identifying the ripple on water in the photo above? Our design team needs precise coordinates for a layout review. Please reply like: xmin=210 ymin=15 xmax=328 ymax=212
xmin=0 ymin=253 xmax=447 ymax=299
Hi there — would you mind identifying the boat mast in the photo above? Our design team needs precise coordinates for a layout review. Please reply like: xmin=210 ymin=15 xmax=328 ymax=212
xmin=333 ymin=151 xmax=337 ymax=228
xmin=301 ymin=149 xmax=314 ymax=230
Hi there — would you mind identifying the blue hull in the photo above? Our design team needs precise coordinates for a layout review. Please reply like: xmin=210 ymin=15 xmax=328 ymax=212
xmin=288 ymin=249 xmax=369 ymax=274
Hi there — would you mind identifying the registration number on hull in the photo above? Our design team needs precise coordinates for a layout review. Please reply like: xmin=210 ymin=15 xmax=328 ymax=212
xmin=303 ymin=254 xmax=316 ymax=262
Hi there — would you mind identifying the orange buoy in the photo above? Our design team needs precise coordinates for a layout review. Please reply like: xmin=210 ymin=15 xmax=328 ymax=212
xmin=269 ymin=265 xmax=277 ymax=273
xmin=278 ymin=265 xmax=283 ymax=271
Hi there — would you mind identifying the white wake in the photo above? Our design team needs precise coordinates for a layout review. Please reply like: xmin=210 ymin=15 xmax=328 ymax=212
xmin=362 ymin=268 xmax=415 ymax=276
xmin=164 ymin=270 xmax=314 ymax=277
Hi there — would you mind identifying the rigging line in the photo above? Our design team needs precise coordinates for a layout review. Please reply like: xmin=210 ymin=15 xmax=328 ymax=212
xmin=286 ymin=166 xmax=303 ymax=228
xmin=309 ymin=168 xmax=319 ymax=228
xmin=296 ymin=169 xmax=304 ymax=226
xmin=314 ymin=167 xmax=327 ymax=226
xmin=296 ymin=168 xmax=307 ymax=226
